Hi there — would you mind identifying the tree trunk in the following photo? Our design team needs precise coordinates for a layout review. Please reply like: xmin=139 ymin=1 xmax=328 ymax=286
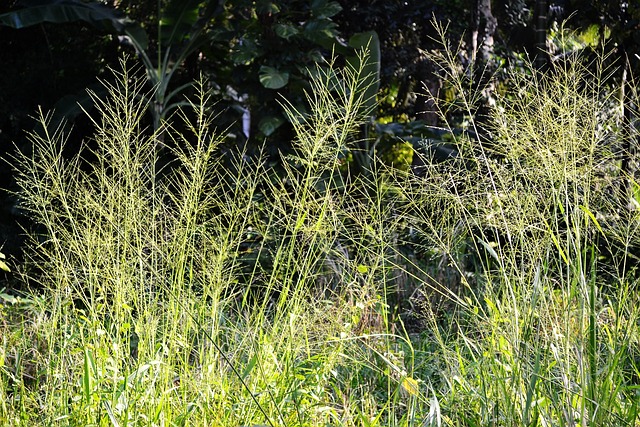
xmin=533 ymin=0 xmax=549 ymax=71
xmin=470 ymin=0 xmax=497 ymax=141
xmin=471 ymin=0 xmax=497 ymax=63
xmin=415 ymin=58 xmax=442 ymax=127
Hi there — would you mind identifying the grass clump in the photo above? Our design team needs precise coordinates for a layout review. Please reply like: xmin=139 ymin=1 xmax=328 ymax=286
xmin=0 ymin=52 xmax=423 ymax=426
xmin=1 ymin=25 xmax=640 ymax=426
xmin=402 ymin=23 xmax=640 ymax=426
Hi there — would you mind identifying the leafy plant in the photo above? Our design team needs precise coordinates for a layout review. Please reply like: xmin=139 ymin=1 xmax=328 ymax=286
xmin=0 ymin=0 xmax=380 ymax=148
xmin=0 ymin=0 xmax=224 ymax=131
xmin=3 ymin=14 xmax=640 ymax=426
xmin=0 ymin=252 xmax=9 ymax=273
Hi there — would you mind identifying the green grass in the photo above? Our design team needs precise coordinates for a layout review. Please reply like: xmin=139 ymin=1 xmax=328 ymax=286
xmin=2 ymin=30 xmax=640 ymax=426
xmin=403 ymin=23 xmax=640 ymax=426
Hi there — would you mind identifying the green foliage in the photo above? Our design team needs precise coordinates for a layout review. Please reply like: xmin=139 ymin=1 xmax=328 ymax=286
xmin=209 ymin=0 xmax=379 ymax=144
xmin=259 ymin=65 xmax=290 ymax=89
xmin=0 ymin=252 xmax=9 ymax=273
xmin=0 ymin=0 xmax=379 ymax=153
xmin=0 ymin=0 xmax=148 ymax=47
xmin=2 ymin=17 xmax=640 ymax=426
xmin=159 ymin=0 xmax=201 ymax=47
xmin=0 ymin=52 xmax=424 ymax=426
xmin=402 ymin=20 xmax=640 ymax=426
xmin=0 ymin=0 xmax=223 ymax=133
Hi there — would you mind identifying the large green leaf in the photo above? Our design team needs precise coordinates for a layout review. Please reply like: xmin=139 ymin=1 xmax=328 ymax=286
xmin=310 ymin=0 xmax=342 ymax=19
xmin=0 ymin=252 xmax=9 ymax=273
xmin=259 ymin=66 xmax=289 ymax=89
xmin=274 ymin=23 xmax=299 ymax=40
xmin=231 ymin=39 xmax=261 ymax=65
xmin=258 ymin=115 xmax=285 ymax=136
xmin=159 ymin=0 xmax=201 ymax=47
xmin=256 ymin=0 xmax=280 ymax=14
xmin=302 ymin=18 xmax=338 ymax=45
xmin=157 ymin=0 xmax=225 ymax=80
xmin=28 ymin=83 xmax=108 ymax=140
xmin=0 ymin=0 xmax=148 ymax=50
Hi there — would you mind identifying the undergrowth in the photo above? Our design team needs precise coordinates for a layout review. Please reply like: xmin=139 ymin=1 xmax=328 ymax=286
xmin=1 ymin=23 xmax=640 ymax=426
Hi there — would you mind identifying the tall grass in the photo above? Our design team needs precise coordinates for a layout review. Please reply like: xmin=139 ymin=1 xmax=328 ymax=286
xmin=0 ymin=53 xmax=424 ymax=426
xmin=403 ymin=22 xmax=640 ymax=426
xmin=1 ymin=25 xmax=640 ymax=426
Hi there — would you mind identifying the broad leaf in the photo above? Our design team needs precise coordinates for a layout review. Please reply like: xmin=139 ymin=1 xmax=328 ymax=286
xmin=401 ymin=376 xmax=420 ymax=396
xmin=159 ymin=0 xmax=200 ymax=47
xmin=274 ymin=23 xmax=299 ymax=40
xmin=0 ymin=251 xmax=9 ymax=273
xmin=311 ymin=0 xmax=342 ymax=19
xmin=0 ymin=291 xmax=17 ymax=302
xmin=258 ymin=115 xmax=285 ymax=136
xmin=302 ymin=18 xmax=338 ymax=45
xmin=52 ymin=84 xmax=107 ymax=121
xmin=259 ymin=66 xmax=289 ymax=89
xmin=231 ymin=39 xmax=261 ymax=65
xmin=256 ymin=0 xmax=281 ymax=14
xmin=0 ymin=0 xmax=148 ymax=50
xmin=30 ymin=84 xmax=108 ymax=138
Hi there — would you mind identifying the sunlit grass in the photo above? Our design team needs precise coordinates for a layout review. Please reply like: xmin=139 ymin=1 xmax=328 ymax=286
xmin=2 ymin=25 xmax=640 ymax=426
xmin=0 ymin=52 xmax=424 ymax=426
xmin=404 ymin=21 xmax=640 ymax=426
